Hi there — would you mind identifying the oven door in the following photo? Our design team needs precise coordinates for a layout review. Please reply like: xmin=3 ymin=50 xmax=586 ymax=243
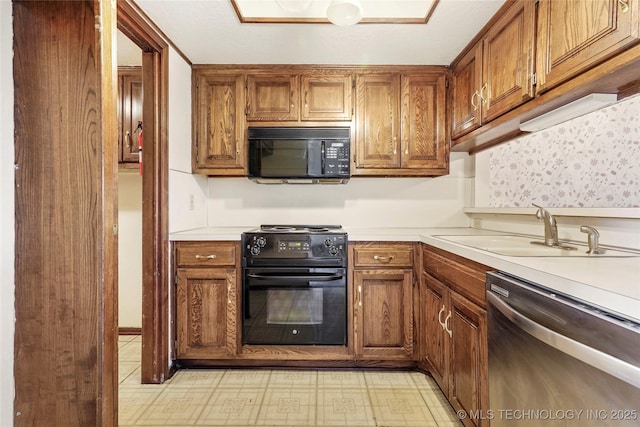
xmin=242 ymin=267 xmax=347 ymax=345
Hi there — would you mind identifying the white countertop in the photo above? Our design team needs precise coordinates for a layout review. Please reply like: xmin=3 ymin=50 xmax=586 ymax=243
xmin=170 ymin=226 xmax=640 ymax=322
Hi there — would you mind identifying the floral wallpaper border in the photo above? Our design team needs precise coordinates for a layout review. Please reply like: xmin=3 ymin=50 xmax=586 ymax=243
xmin=489 ymin=94 xmax=640 ymax=208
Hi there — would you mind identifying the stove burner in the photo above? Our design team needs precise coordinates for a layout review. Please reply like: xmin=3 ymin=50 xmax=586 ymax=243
xmin=261 ymin=225 xmax=297 ymax=232
xmin=259 ymin=224 xmax=342 ymax=233
xmin=305 ymin=227 xmax=330 ymax=233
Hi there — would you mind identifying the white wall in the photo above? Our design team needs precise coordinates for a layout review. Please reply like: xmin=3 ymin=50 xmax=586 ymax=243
xmin=205 ymin=153 xmax=474 ymax=228
xmin=118 ymin=171 xmax=143 ymax=328
xmin=168 ymin=46 xmax=208 ymax=233
xmin=0 ymin=2 xmax=15 ymax=425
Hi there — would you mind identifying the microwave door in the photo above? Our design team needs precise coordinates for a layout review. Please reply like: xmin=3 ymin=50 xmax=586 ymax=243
xmin=307 ymin=140 xmax=322 ymax=176
xmin=256 ymin=140 xmax=308 ymax=177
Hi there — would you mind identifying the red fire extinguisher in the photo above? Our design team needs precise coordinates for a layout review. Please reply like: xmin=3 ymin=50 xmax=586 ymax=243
xmin=136 ymin=121 xmax=143 ymax=175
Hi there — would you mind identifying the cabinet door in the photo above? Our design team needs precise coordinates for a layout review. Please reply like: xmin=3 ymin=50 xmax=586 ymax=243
xmin=246 ymin=74 xmax=299 ymax=121
xmin=176 ymin=268 xmax=237 ymax=359
xmin=301 ymin=73 xmax=352 ymax=120
xmin=355 ymin=74 xmax=401 ymax=168
xmin=119 ymin=68 xmax=143 ymax=164
xmin=353 ymin=269 xmax=413 ymax=359
xmin=536 ymin=0 xmax=640 ymax=93
xmin=482 ymin=0 xmax=536 ymax=122
xmin=422 ymin=272 xmax=449 ymax=392
xmin=401 ymin=74 xmax=448 ymax=171
xmin=451 ymin=44 xmax=483 ymax=139
xmin=194 ymin=74 xmax=246 ymax=174
xmin=448 ymin=291 xmax=488 ymax=427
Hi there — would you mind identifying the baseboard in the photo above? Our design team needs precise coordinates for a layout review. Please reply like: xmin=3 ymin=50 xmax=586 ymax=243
xmin=119 ymin=327 xmax=142 ymax=335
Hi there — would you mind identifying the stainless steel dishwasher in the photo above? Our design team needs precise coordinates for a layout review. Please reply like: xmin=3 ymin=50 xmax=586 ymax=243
xmin=486 ymin=272 xmax=640 ymax=426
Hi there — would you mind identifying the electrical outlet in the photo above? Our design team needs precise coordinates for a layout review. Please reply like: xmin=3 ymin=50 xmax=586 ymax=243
xmin=188 ymin=194 xmax=195 ymax=211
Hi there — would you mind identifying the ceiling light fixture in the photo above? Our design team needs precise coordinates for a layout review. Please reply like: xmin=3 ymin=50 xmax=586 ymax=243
xmin=327 ymin=0 xmax=363 ymax=26
xmin=519 ymin=93 xmax=618 ymax=132
xmin=276 ymin=0 xmax=313 ymax=13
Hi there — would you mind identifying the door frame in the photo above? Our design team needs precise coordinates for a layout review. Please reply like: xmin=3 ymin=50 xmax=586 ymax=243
xmin=117 ymin=0 xmax=170 ymax=384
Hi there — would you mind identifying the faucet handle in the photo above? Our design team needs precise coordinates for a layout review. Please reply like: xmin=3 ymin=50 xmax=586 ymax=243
xmin=532 ymin=203 xmax=547 ymax=220
xmin=531 ymin=203 xmax=544 ymax=219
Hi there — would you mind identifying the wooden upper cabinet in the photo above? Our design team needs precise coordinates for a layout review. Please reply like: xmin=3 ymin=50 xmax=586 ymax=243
xmin=401 ymin=74 xmax=448 ymax=170
xmin=355 ymin=74 xmax=401 ymax=169
xmin=481 ymin=0 xmax=536 ymax=122
xmin=355 ymin=72 xmax=448 ymax=174
xmin=536 ymin=0 xmax=640 ymax=93
xmin=301 ymin=73 xmax=353 ymax=120
xmin=193 ymin=73 xmax=246 ymax=175
xmin=451 ymin=44 xmax=483 ymax=139
xmin=246 ymin=74 xmax=299 ymax=121
xmin=450 ymin=0 xmax=535 ymax=139
xmin=118 ymin=67 xmax=143 ymax=164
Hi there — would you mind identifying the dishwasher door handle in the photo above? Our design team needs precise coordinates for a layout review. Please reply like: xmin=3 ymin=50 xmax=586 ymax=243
xmin=487 ymin=291 xmax=640 ymax=389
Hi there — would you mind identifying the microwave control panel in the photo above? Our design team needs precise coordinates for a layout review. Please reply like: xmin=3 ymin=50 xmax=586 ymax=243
xmin=324 ymin=141 xmax=350 ymax=176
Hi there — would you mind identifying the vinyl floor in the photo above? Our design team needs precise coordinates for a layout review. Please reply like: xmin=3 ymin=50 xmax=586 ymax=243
xmin=118 ymin=335 xmax=463 ymax=427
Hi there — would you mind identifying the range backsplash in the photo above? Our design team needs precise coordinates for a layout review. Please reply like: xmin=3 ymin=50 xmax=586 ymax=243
xmin=488 ymin=93 xmax=640 ymax=208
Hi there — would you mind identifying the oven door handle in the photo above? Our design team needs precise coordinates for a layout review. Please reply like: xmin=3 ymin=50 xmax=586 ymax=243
xmin=247 ymin=273 xmax=344 ymax=281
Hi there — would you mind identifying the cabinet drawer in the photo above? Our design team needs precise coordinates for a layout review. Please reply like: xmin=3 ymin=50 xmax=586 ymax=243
xmin=175 ymin=242 xmax=237 ymax=267
xmin=422 ymin=245 xmax=489 ymax=307
xmin=353 ymin=244 xmax=414 ymax=268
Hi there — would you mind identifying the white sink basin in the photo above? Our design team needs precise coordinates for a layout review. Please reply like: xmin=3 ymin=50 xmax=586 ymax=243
xmin=433 ymin=235 xmax=640 ymax=258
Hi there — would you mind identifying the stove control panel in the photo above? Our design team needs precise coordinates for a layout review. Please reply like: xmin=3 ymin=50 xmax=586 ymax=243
xmin=243 ymin=233 xmax=347 ymax=259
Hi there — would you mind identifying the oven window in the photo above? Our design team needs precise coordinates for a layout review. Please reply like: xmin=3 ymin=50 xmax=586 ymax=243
xmin=267 ymin=288 xmax=323 ymax=325
xmin=242 ymin=267 xmax=347 ymax=345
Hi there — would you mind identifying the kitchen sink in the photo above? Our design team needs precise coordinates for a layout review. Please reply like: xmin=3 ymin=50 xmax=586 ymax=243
xmin=432 ymin=235 xmax=640 ymax=257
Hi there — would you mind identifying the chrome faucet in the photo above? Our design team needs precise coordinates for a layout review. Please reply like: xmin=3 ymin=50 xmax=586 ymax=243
xmin=580 ymin=225 xmax=605 ymax=254
xmin=533 ymin=203 xmax=559 ymax=246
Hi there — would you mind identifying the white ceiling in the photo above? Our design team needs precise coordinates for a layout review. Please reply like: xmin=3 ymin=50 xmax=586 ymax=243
xmin=133 ymin=0 xmax=505 ymax=65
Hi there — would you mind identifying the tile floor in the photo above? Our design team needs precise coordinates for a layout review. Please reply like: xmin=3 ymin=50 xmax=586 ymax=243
xmin=119 ymin=335 xmax=463 ymax=427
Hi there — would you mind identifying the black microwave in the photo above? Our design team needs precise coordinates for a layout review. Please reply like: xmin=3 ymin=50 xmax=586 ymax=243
xmin=247 ymin=127 xmax=351 ymax=184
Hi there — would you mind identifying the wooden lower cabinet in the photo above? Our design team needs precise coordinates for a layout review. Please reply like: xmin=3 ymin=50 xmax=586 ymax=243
xmin=174 ymin=242 xmax=240 ymax=359
xmin=421 ymin=244 xmax=490 ymax=427
xmin=176 ymin=268 xmax=237 ymax=358
xmin=351 ymin=242 xmax=416 ymax=361
xmin=353 ymin=269 xmax=414 ymax=359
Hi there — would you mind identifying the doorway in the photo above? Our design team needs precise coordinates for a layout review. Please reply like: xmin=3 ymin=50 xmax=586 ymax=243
xmin=117 ymin=30 xmax=143 ymax=337
xmin=118 ymin=0 xmax=170 ymax=385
